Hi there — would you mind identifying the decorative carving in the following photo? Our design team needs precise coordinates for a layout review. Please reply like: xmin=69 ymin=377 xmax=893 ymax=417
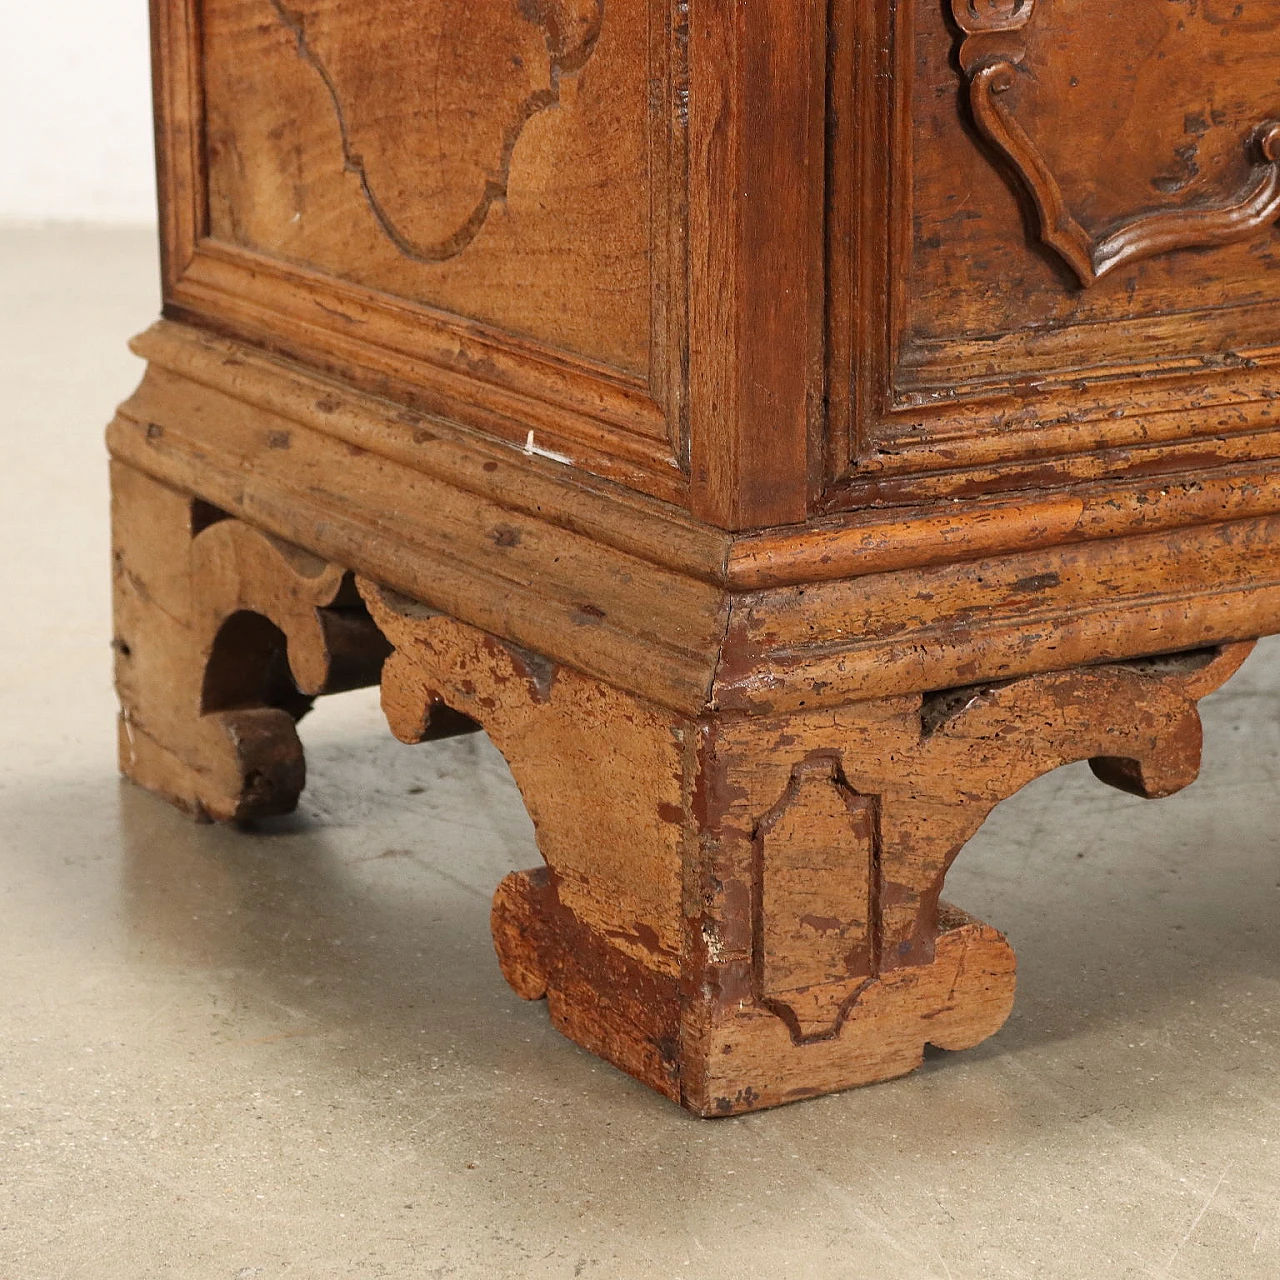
xmin=112 ymin=464 xmax=391 ymax=821
xmin=118 ymin=488 xmax=1261 ymax=1112
xmin=752 ymin=758 xmax=882 ymax=1044
xmin=951 ymin=0 xmax=1280 ymax=285
xmin=689 ymin=643 xmax=1256 ymax=1110
xmin=266 ymin=0 xmax=605 ymax=263
xmin=360 ymin=580 xmax=690 ymax=1102
xmin=354 ymin=575 xmax=1259 ymax=1112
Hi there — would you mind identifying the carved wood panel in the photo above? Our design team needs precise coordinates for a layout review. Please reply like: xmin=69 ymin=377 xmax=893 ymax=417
xmin=202 ymin=0 xmax=660 ymax=373
xmin=259 ymin=0 xmax=606 ymax=266
xmin=952 ymin=0 xmax=1280 ymax=287
xmin=153 ymin=0 xmax=688 ymax=502
xmin=827 ymin=0 xmax=1280 ymax=507
xmin=202 ymin=0 xmax=658 ymax=375
xmin=903 ymin=0 xmax=1280 ymax=386
xmin=752 ymin=758 xmax=882 ymax=1043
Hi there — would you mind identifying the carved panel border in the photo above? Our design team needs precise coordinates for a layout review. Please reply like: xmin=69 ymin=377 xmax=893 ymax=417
xmin=824 ymin=0 xmax=1280 ymax=512
xmin=151 ymin=0 xmax=689 ymax=504
xmin=261 ymin=0 xmax=607 ymax=267
xmin=952 ymin=0 xmax=1280 ymax=287
xmin=751 ymin=757 xmax=883 ymax=1044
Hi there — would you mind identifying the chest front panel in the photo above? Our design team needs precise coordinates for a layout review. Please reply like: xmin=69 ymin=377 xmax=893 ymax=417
xmin=826 ymin=0 xmax=1280 ymax=509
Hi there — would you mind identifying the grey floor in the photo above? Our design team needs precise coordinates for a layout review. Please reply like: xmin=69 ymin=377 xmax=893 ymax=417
xmin=3 ymin=225 xmax=1280 ymax=1278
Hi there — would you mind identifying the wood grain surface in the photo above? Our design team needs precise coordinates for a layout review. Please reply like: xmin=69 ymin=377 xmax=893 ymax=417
xmin=111 ymin=0 xmax=1280 ymax=1111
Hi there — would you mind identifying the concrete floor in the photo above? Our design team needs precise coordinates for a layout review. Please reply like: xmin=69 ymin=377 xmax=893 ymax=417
xmin=3 ymin=225 xmax=1280 ymax=1278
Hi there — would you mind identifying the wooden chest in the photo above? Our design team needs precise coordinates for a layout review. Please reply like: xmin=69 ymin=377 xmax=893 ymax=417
xmin=109 ymin=0 xmax=1280 ymax=1113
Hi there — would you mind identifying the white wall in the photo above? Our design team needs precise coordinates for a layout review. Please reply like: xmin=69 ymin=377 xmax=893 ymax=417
xmin=1 ymin=0 xmax=157 ymax=223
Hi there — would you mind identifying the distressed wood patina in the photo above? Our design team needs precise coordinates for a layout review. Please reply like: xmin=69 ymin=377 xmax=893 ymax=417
xmin=111 ymin=0 xmax=1280 ymax=1112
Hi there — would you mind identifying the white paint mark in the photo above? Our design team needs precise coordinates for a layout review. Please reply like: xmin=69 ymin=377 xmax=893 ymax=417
xmin=523 ymin=430 xmax=573 ymax=466
xmin=122 ymin=709 xmax=136 ymax=766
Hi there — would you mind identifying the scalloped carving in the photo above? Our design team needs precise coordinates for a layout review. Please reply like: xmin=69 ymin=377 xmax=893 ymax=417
xmin=266 ymin=0 xmax=605 ymax=263
xmin=112 ymin=465 xmax=391 ymax=821
xmin=952 ymin=0 xmax=1280 ymax=285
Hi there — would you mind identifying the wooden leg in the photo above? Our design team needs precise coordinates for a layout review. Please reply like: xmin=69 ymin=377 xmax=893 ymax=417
xmin=111 ymin=462 xmax=389 ymax=821
xmin=681 ymin=645 xmax=1252 ymax=1112
xmin=363 ymin=581 xmax=1252 ymax=1114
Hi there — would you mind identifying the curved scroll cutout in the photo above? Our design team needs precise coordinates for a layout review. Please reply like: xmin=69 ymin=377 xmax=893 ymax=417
xmin=113 ymin=474 xmax=393 ymax=823
xmin=183 ymin=521 xmax=392 ymax=820
xmin=266 ymin=0 xmax=604 ymax=264
xmin=953 ymin=1 xmax=1280 ymax=285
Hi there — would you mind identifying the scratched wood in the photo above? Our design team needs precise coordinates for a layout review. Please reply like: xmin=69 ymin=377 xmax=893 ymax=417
xmin=828 ymin=0 xmax=1280 ymax=511
xmin=107 ymin=460 xmax=1263 ymax=1113
xmin=344 ymin=585 xmax=1250 ymax=1112
xmin=148 ymin=0 xmax=1280 ymax=519
xmin=106 ymin=322 xmax=1280 ymax=720
xmin=681 ymin=645 xmax=1251 ymax=1112
xmin=907 ymin=0 xmax=1280 ymax=366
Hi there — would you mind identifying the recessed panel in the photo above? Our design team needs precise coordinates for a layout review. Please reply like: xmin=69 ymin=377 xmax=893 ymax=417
xmin=898 ymin=0 xmax=1280 ymax=398
xmin=202 ymin=0 xmax=659 ymax=379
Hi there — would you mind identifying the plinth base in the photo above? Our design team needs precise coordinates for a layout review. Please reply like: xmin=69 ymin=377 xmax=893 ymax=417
xmin=111 ymin=459 xmax=1255 ymax=1114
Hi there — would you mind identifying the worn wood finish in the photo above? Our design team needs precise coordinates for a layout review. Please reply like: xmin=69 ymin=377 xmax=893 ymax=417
xmin=953 ymin=1 xmax=1280 ymax=287
xmin=112 ymin=462 xmax=391 ymax=821
xmin=108 ymin=452 xmax=1266 ymax=1112
xmin=682 ymin=644 xmax=1249 ymax=1111
xmin=108 ymin=326 xmax=1280 ymax=723
xmin=108 ymin=327 xmax=729 ymax=716
xmin=686 ymin=0 xmax=825 ymax=527
xmin=361 ymin=583 xmax=691 ymax=1101
xmin=825 ymin=0 xmax=1280 ymax=511
xmin=110 ymin=0 xmax=1280 ymax=1110
xmin=356 ymin=583 xmax=1250 ymax=1113
xmin=158 ymin=0 xmax=689 ymax=502
xmin=147 ymin=0 xmax=1280 ymax=521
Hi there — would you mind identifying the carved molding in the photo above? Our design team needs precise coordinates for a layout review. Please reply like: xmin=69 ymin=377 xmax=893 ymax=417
xmin=265 ymin=0 xmax=605 ymax=264
xmin=751 ymin=758 xmax=882 ymax=1044
xmin=952 ymin=0 xmax=1280 ymax=285
xmin=115 ymin=462 xmax=1264 ymax=1111
xmin=726 ymin=643 xmax=1255 ymax=1054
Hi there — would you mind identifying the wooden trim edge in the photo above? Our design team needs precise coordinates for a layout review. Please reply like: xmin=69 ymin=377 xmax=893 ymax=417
xmin=109 ymin=322 xmax=1280 ymax=718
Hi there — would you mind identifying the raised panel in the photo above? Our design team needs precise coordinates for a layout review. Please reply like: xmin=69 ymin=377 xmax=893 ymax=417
xmin=752 ymin=758 xmax=881 ymax=1042
xmin=203 ymin=0 xmax=655 ymax=377
xmin=154 ymin=0 xmax=689 ymax=502
xmin=826 ymin=0 xmax=1280 ymax=510
xmin=901 ymin=0 xmax=1280 ymax=393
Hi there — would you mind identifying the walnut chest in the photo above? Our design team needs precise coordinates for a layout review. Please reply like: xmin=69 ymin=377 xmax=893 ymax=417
xmin=108 ymin=0 xmax=1280 ymax=1113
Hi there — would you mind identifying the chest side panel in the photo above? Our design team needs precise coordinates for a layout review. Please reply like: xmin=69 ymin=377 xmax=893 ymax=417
xmin=158 ymin=0 xmax=688 ymax=500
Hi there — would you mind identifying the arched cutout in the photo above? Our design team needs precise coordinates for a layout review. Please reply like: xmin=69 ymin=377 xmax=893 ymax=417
xmin=201 ymin=610 xmax=314 ymax=722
